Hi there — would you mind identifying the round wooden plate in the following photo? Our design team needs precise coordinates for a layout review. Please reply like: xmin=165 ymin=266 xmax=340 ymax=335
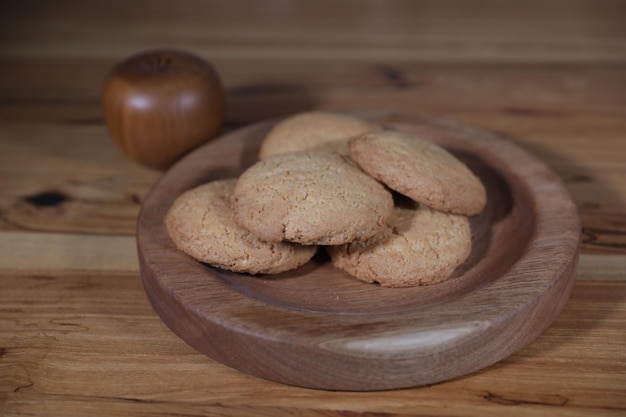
xmin=137 ymin=111 xmax=581 ymax=391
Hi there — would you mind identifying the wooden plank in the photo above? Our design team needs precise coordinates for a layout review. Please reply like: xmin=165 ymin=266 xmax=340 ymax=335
xmin=0 ymin=228 xmax=623 ymax=279
xmin=1 ymin=273 xmax=624 ymax=416
xmin=2 ymin=60 xmax=626 ymax=122
xmin=0 ymin=232 xmax=138 ymax=273
xmin=1 ymin=111 xmax=625 ymax=252
xmin=0 ymin=124 xmax=159 ymax=235
xmin=2 ymin=0 xmax=626 ymax=62
xmin=576 ymin=254 xmax=626 ymax=281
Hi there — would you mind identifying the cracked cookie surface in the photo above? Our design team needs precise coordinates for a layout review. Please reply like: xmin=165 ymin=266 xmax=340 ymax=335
xmin=165 ymin=179 xmax=318 ymax=274
xmin=259 ymin=111 xmax=381 ymax=160
xmin=350 ymin=130 xmax=487 ymax=216
xmin=233 ymin=151 xmax=394 ymax=245
xmin=327 ymin=197 xmax=471 ymax=287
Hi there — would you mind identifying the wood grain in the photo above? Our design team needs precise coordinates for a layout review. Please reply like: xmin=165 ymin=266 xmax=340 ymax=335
xmin=1 ymin=267 xmax=624 ymax=416
xmin=137 ymin=112 xmax=581 ymax=390
xmin=3 ymin=0 xmax=626 ymax=62
xmin=1 ymin=0 xmax=625 ymax=414
xmin=0 ymin=232 xmax=137 ymax=273
xmin=102 ymin=49 xmax=225 ymax=170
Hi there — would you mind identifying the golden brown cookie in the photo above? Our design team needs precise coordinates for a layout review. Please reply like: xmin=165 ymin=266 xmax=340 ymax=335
xmin=350 ymin=130 xmax=487 ymax=216
xmin=259 ymin=111 xmax=381 ymax=160
xmin=233 ymin=151 xmax=394 ymax=245
xmin=165 ymin=179 xmax=318 ymax=274
xmin=327 ymin=197 xmax=472 ymax=287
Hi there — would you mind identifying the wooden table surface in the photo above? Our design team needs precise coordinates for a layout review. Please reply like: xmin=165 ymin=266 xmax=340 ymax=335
xmin=1 ymin=1 xmax=625 ymax=416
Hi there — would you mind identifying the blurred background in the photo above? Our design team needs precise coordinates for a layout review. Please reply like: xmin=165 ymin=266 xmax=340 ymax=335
xmin=2 ymin=0 xmax=625 ymax=125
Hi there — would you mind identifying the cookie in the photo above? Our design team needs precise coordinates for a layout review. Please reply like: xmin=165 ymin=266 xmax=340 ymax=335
xmin=349 ymin=130 xmax=487 ymax=216
xmin=165 ymin=179 xmax=318 ymax=275
xmin=259 ymin=111 xmax=381 ymax=160
xmin=233 ymin=151 xmax=394 ymax=245
xmin=327 ymin=197 xmax=472 ymax=287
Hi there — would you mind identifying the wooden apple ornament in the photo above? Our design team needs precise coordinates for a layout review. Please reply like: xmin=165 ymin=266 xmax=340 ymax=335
xmin=102 ymin=50 xmax=225 ymax=170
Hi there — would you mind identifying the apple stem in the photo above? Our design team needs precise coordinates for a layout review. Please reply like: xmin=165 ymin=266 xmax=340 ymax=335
xmin=152 ymin=54 xmax=172 ymax=72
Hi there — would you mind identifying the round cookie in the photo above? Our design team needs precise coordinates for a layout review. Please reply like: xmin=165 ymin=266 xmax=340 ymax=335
xmin=349 ymin=130 xmax=487 ymax=216
xmin=327 ymin=197 xmax=472 ymax=287
xmin=233 ymin=151 xmax=394 ymax=246
xmin=259 ymin=111 xmax=381 ymax=160
xmin=165 ymin=179 xmax=318 ymax=275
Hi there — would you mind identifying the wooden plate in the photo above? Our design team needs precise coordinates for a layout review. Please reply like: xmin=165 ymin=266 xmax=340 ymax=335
xmin=137 ymin=111 xmax=581 ymax=391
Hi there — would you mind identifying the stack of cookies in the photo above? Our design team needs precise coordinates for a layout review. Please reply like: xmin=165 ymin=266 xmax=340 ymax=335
xmin=165 ymin=111 xmax=487 ymax=287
